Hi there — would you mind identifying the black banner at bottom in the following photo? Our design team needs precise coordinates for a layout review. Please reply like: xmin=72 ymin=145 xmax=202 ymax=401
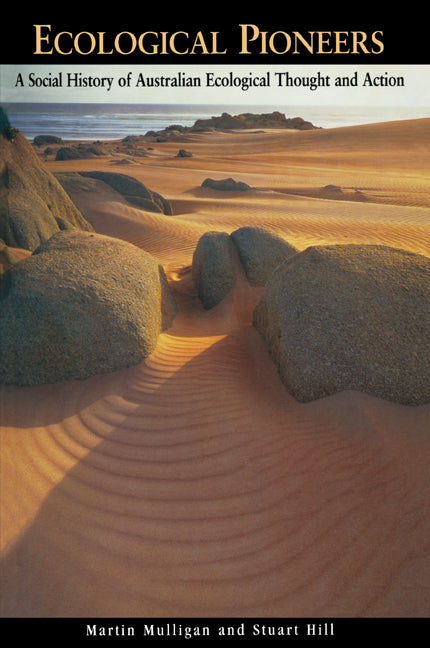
xmin=1 ymin=617 xmax=428 ymax=644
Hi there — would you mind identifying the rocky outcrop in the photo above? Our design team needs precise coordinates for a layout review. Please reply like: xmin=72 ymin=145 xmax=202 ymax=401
xmin=230 ymin=226 xmax=298 ymax=286
xmin=55 ymin=146 xmax=85 ymax=160
xmin=55 ymin=145 xmax=106 ymax=160
xmin=192 ymin=112 xmax=317 ymax=132
xmin=0 ymin=127 xmax=93 ymax=251
xmin=253 ymin=244 xmax=430 ymax=406
xmin=202 ymin=177 xmax=251 ymax=192
xmin=145 ymin=125 xmax=188 ymax=139
xmin=0 ymin=230 xmax=178 ymax=386
xmin=191 ymin=231 xmax=235 ymax=310
xmin=146 ymin=111 xmax=319 ymax=139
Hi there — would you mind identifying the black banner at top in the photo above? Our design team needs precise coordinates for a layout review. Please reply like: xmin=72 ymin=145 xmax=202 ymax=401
xmin=1 ymin=14 xmax=428 ymax=65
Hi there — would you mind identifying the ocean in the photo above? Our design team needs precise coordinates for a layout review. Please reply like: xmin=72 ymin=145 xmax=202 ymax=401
xmin=2 ymin=102 xmax=429 ymax=141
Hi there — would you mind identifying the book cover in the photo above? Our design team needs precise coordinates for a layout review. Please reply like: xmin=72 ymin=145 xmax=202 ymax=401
xmin=1 ymin=9 xmax=429 ymax=643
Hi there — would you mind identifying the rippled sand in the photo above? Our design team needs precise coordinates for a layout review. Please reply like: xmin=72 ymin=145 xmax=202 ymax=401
xmin=1 ymin=119 xmax=429 ymax=617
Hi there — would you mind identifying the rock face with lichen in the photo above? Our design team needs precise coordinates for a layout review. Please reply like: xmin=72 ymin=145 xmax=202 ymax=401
xmin=253 ymin=244 xmax=430 ymax=406
xmin=0 ymin=231 xmax=178 ymax=386
xmin=0 ymin=124 xmax=93 ymax=251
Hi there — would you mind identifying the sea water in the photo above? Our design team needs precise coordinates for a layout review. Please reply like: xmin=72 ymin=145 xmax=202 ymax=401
xmin=2 ymin=102 xmax=429 ymax=141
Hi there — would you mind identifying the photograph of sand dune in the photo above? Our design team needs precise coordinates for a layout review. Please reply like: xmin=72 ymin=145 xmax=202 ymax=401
xmin=1 ymin=24 xmax=429 ymax=635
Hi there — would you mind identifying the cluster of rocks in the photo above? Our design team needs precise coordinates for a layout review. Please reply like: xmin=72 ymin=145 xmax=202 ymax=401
xmin=146 ymin=111 xmax=318 ymax=140
xmin=192 ymin=112 xmax=317 ymax=132
xmin=2 ymin=112 xmax=429 ymax=406
xmin=54 ymin=144 xmax=106 ymax=161
xmin=31 ymin=111 xmax=318 ymax=161
xmin=32 ymin=135 xmax=108 ymax=160
xmin=192 ymin=227 xmax=298 ymax=310
xmin=145 ymin=124 xmax=189 ymax=142
xmin=192 ymin=230 xmax=430 ymax=406
xmin=33 ymin=134 xmax=148 ymax=161
xmin=0 ymin=121 xmax=178 ymax=386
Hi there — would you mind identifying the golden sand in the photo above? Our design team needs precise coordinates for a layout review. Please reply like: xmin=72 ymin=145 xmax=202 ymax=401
xmin=1 ymin=118 xmax=429 ymax=617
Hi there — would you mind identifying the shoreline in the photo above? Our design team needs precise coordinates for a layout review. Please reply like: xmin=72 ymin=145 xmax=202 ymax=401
xmin=3 ymin=100 xmax=430 ymax=140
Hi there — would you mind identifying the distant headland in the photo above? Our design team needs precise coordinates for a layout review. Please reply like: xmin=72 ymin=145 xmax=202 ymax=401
xmin=145 ymin=111 xmax=319 ymax=139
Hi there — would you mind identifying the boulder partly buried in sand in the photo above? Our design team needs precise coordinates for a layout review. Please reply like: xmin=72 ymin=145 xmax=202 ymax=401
xmin=54 ymin=145 xmax=106 ymax=161
xmin=78 ymin=171 xmax=172 ymax=214
xmin=0 ymin=122 xmax=93 ymax=251
xmin=0 ymin=231 xmax=178 ymax=386
xmin=191 ymin=231 xmax=235 ymax=310
xmin=33 ymin=135 xmax=64 ymax=146
xmin=202 ymin=177 xmax=251 ymax=192
xmin=253 ymin=244 xmax=430 ymax=406
xmin=230 ymin=226 xmax=298 ymax=286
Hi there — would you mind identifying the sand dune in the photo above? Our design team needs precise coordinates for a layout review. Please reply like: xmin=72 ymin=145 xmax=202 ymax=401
xmin=1 ymin=118 xmax=430 ymax=618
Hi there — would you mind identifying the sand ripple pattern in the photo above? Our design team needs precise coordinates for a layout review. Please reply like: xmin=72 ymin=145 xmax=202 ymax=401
xmin=2 ymin=317 xmax=430 ymax=617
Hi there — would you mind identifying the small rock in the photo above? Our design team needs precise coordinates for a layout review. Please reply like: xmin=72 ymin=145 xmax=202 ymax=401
xmin=33 ymin=135 xmax=63 ymax=146
xmin=202 ymin=177 xmax=251 ymax=192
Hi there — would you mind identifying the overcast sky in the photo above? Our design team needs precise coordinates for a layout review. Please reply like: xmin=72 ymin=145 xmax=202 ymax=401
xmin=2 ymin=64 xmax=430 ymax=108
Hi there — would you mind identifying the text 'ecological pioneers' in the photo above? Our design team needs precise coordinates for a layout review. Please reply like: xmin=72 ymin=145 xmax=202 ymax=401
xmin=33 ymin=24 xmax=385 ymax=57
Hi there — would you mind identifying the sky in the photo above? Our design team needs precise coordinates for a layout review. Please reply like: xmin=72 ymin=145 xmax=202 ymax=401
xmin=2 ymin=64 xmax=430 ymax=108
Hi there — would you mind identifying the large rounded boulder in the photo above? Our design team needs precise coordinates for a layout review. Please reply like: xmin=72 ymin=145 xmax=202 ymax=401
xmin=191 ymin=231 xmax=235 ymax=310
xmin=253 ymin=244 xmax=430 ymax=406
xmin=0 ymin=231 xmax=178 ymax=386
xmin=230 ymin=226 xmax=298 ymax=286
